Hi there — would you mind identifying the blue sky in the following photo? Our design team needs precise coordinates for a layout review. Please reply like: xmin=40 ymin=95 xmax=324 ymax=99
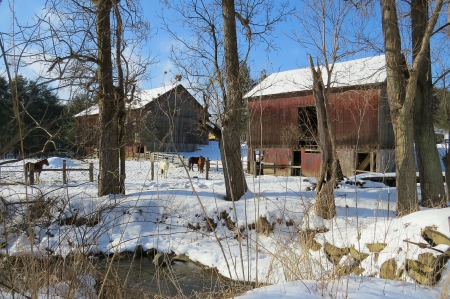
xmin=0 ymin=1 xmax=311 ymax=94
xmin=0 ymin=0 xmax=388 ymax=98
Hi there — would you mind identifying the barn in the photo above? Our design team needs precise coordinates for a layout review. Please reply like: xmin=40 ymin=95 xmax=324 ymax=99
xmin=244 ymin=55 xmax=395 ymax=177
xmin=74 ymin=84 xmax=208 ymax=157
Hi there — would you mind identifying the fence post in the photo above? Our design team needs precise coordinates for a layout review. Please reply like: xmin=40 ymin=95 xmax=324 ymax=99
xmin=253 ymin=161 xmax=256 ymax=178
xmin=216 ymin=158 xmax=218 ymax=171
xmin=206 ymin=158 xmax=210 ymax=180
xmin=29 ymin=163 xmax=35 ymax=185
xmin=150 ymin=153 xmax=155 ymax=181
xmin=89 ymin=163 xmax=94 ymax=182
xmin=63 ymin=160 xmax=67 ymax=184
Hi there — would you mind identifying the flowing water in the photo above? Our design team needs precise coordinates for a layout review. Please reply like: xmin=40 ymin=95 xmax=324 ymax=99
xmin=96 ymin=257 xmax=248 ymax=298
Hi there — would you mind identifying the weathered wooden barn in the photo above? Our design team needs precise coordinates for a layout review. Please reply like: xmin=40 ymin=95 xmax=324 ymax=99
xmin=244 ymin=55 xmax=395 ymax=177
xmin=74 ymin=84 xmax=208 ymax=157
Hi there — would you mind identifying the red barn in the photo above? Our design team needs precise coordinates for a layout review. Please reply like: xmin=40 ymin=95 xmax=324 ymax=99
xmin=244 ymin=55 xmax=395 ymax=177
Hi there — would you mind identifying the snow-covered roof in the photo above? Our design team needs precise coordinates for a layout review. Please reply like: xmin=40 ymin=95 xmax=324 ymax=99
xmin=244 ymin=55 xmax=386 ymax=99
xmin=74 ymin=84 xmax=180 ymax=117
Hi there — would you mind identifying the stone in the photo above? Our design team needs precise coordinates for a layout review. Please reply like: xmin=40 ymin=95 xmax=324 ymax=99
xmin=153 ymin=252 xmax=172 ymax=267
xmin=421 ymin=227 xmax=450 ymax=246
xmin=324 ymin=243 xmax=349 ymax=265
xmin=380 ymin=258 xmax=397 ymax=280
xmin=418 ymin=252 xmax=437 ymax=266
xmin=406 ymin=259 xmax=434 ymax=273
xmin=365 ymin=243 xmax=387 ymax=253
xmin=256 ymin=216 xmax=274 ymax=236
xmin=349 ymin=246 xmax=369 ymax=261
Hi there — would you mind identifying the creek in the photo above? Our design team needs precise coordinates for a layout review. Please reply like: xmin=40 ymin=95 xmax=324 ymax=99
xmin=96 ymin=257 xmax=250 ymax=298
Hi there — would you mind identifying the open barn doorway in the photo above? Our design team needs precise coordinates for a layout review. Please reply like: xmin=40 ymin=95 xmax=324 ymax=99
xmin=298 ymin=106 xmax=318 ymax=147
xmin=356 ymin=152 xmax=376 ymax=173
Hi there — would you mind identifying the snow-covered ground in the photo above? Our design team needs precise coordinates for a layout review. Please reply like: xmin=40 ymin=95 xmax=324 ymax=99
xmin=0 ymin=141 xmax=449 ymax=298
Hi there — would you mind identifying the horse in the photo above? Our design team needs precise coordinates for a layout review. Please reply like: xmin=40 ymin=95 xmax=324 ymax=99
xmin=159 ymin=158 xmax=169 ymax=178
xmin=188 ymin=157 xmax=199 ymax=171
xmin=197 ymin=156 xmax=206 ymax=173
xmin=25 ymin=158 xmax=49 ymax=184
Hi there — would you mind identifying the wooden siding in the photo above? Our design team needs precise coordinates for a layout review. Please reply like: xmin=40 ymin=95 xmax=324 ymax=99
xmin=248 ymin=87 xmax=389 ymax=150
xmin=75 ymin=85 xmax=207 ymax=156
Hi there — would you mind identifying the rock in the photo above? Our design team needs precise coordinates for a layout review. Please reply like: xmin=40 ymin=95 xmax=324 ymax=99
xmin=146 ymin=248 xmax=158 ymax=259
xmin=380 ymin=258 xmax=397 ymax=280
xmin=349 ymin=246 xmax=369 ymax=261
xmin=365 ymin=243 xmax=387 ymax=253
xmin=407 ymin=268 xmax=436 ymax=286
xmin=204 ymin=216 xmax=217 ymax=232
xmin=256 ymin=216 xmax=274 ymax=236
xmin=173 ymin=254 xmax=190 ymax=262
xmin=353 ymin=266 xmax=365 ymax=275
xmin=421 ymin=227 xmax=450 ymax=246
xmin=324 ymin=243 xmax=349 ymax=265
xmin=153 ymin=252 xmax=172 ymax=267
xmin=324 ymin=243 xmax=349 ymax=255
xmin=406 ymin=259 xmax=434 ymax=273
xmin=418 ymin=252 xmax=436 ymax=266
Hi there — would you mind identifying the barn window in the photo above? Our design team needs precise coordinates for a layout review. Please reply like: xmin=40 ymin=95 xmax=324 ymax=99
xmin=298 ymin=106 xmax=318 ymax=147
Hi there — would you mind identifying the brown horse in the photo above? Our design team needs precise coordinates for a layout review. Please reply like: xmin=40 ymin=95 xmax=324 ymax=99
xmin=25 ymin=158 xmax=49 ymax=184
xmin=198 ymin=156 xmax=206 ymax=173
xmin=188 ymin=157 xmax=199 ymax=171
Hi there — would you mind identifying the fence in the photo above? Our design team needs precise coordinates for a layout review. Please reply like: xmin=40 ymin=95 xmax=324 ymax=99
xmin=0 ymin=160 xmax=94 ymax=185
xmin=21 ymin=160 xmax=94 ymax=185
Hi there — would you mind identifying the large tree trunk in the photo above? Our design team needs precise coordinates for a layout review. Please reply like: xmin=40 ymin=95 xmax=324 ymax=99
xmin=380 ymin=0 xmax=444 ymax=216
xmin=95 ymin=0 xmax=120 ymax=196
xmin=381 ymin=0 xmax=418 ymax=216
xmin=412 ymin=0 xmax=445 ymax=207
xmin=221 ymin=0 xmax=248 ymax=201
xmin=308 ymin=56 xmax=336 ymax=219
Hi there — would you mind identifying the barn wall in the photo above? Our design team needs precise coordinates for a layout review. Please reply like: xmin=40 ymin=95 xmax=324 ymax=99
xmin=247 ymin=84 xmax=396 ymax=177
xmin=143 ymin=87 xmax=207 ymax=152
xmin=248 ymin=87 xmax=383 ymax=150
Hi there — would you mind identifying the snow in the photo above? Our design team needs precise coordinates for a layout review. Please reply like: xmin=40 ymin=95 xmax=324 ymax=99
xmin=244 ymin=55 xmax=387 ymax=98
xmin=74 ymin=83 xmax=179 ymax=117
xmin=1 ymin=141 xmax=449 ymax=298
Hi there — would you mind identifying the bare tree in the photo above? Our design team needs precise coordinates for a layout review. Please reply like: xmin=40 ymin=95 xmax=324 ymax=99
xmin=412 ymin=0 xmax=446 ymax=208
xmin=380 ymin=0 xmax=445 ymax=215
xmin=162 ymin=0 xmax=289 ymax=201
xmin=30 ymin=0 xmax=152 ymax=196
xmin=293 ymin=0 xmax=370 ymax=219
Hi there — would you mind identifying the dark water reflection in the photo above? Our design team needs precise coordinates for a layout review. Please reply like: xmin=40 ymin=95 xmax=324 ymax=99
xmin=96 ymin=257 xmax=248 ymax=298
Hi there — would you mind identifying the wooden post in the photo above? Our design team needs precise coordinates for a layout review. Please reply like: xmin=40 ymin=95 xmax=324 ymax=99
xmin=150 ymin=153 xmax=155 ymax=181
xmin=89 ymin=163 xmax=94 ymax=182
xmin=29 ymin=163 xmax=35 ymax=185
xmin=206 ymin=158 xmax=210 ymax=180
xmin=216 ymin=158 xmax=219 ymax=171
xmin=63 ymin=160 xmax=67 ymax=184
xmin=253 ymin=161 xmax=256 ymax=178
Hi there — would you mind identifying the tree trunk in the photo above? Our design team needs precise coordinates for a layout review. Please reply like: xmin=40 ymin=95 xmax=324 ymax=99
xmin=412 ymin=0 xmax=445 ymax=207
xmin=95 ymin=0 xmax=120 ymax=196
xmin=381 ymin=0 xmax=444 ymax=216
xmin=221 ymin=0 xmax=248 ymax=201
xmin=308 ymin=55 xmax=336 ymax=219
xmin=113 ymin=1 xmax=126 ymax=195
xmin=381 ymin=0 xmax=418 ymax=216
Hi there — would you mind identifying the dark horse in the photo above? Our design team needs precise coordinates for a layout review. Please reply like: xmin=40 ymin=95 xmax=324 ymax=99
xmin=188 ymin=156 xmax=205 ymax=172
xmin=188 ymin=157 xmax=199 ymax=171
xmin=25 ymin=158 xmax=49 ymax=184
